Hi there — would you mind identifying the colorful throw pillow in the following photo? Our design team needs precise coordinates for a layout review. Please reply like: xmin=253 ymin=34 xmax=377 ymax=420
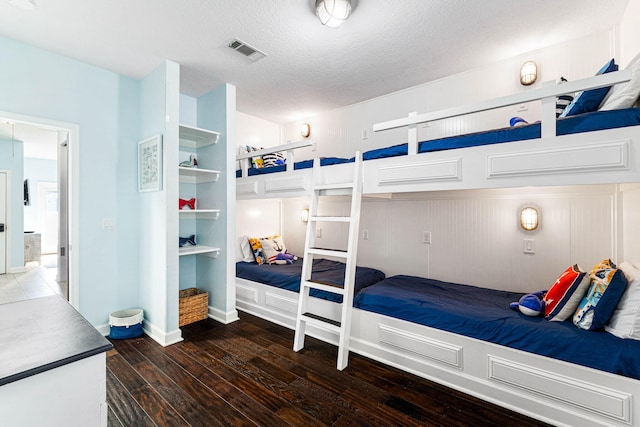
xmin=245 ymin=145 xmax=264 ymax=168
xmin=560 ymin=59 xmax=619 ymax=117
xmin=573 ymin=259 xmax=628 ymax=331
xmin=259 ymin=235 xmax=292 ymax=264
xmin=262 ymin=152 xmax=286 ymax=167
xmin=600 ymin=52 xmax=640 ymax=111
xmin=248 ymin=237 xmax=266 ymax=265
xmin=544 ymin=265 xmax=590 ymax=321
xmin=605 ymin=262 xmax=640 ymax=340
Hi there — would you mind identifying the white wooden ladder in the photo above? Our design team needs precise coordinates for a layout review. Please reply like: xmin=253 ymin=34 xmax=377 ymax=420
xmin=293 ymin=152 xmax=363 ymax=370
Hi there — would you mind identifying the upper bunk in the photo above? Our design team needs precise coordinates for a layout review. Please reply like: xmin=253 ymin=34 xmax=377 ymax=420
xmin=236 ymin=64 xmax=640 ymax=200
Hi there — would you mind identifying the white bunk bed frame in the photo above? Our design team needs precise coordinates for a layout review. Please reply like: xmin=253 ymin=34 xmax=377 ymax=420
xmin=235 ymin=69 xmax=640 ymax=427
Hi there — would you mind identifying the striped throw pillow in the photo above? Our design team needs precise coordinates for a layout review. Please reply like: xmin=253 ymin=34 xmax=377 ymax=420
xmin=263 ymin=152 xmax=286 ymax=167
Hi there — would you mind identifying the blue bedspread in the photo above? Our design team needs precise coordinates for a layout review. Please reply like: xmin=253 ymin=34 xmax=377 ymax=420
xmin=236 ymin=108 xmax=640 ymax=177
xmin=353 ymin=275 xmax=640 ymax=380
xmin=236 ymin=258 xmax=385 ymax=303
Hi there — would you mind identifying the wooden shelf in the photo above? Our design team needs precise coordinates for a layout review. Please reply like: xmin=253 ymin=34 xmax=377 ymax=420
xmin=179 ymin=124 xmax=220 ymax=149
xmin=179 ymin=245 xmax=220 ymax=258
xmin=179 ymin=167 xmax=220 ymax=183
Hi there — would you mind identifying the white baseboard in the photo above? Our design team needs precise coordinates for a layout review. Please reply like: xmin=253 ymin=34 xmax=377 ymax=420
xmin=143 ymin=320 xmax=183 ymax=346
xmin=208 ymin=305 xmax=240 ymax=324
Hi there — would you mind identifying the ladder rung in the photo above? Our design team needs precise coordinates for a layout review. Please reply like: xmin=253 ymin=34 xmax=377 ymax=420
xmin=301 ymin=313 xmax=342 ymax=333
xmin=310 ymin=216 xmax=352 ymax=223
xmin=302 ymin=279 xmax=345 ymax=295
xmin=306 ymin=248 xmax=349 ymax=258
xmin=314 ymin=183 xmax=354 ymax=191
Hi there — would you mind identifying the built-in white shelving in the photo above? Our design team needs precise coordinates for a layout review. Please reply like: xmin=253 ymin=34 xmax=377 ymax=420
xmin=178 ymin=166 xmax=220 ymax=183
xmin=178 ymin=124 xmax=220 ymax=148
xmin=178 ymin=209 xmax=220 ymax=220
xmin=178 ymin=245 xmax=220 ymax=258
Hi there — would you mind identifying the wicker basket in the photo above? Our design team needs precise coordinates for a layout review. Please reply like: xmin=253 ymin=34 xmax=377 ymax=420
xmin=179 ymin=288 xmax=209 ymax=326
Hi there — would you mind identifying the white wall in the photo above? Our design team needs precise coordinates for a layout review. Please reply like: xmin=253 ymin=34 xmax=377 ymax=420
xmin=281 ymin=185 xmax=618 ymax=294
xmin=281 ymin=29 xmax=617 ymax=161
xmin=619 ymin=0 xmax=640 ymax=66
xmin=23 ymin=157 xmax=56 ymax=232
xmin=622 ymin=184 xmax=640 ymax=266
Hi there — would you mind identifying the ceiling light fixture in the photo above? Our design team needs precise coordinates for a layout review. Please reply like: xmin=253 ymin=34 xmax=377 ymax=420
xmin=6 ymin=0 xmax=35 ymax=10
xmin=315 ymin=0 xmax=352 ymax=29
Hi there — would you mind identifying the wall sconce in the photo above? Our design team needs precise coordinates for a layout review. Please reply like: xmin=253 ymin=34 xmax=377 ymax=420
xmin=315 ymin=0 xmax=352 ymax=29
xmin=301 ymin=123 xmax=311 ymax=138
xmin=520 ymin=61 xmax=538 ymax=86
xmin=520 ymin=207 xmax=539 ymax=231
xmin=301 ymin=208 xmax=309 ymax=223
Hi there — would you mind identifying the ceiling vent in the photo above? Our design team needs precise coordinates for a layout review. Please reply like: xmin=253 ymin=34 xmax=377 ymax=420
xmin=228 ymin=39 xmax=267 ymax=62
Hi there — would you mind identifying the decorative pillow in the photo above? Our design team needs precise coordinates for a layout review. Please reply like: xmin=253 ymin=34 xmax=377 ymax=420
xmin=248 ymin=237 xmax=266 ymax=265
xmin=605 ymin=262 xmax=640 ymax=340
xmin=544 ymin=264 xmax=590 ymax=321
xmin=245 ymin=145 xmax=264 ymax=168
xmin=236 ymin=235 xmax=255 ymax=263
xmin=259 ymin=235 xmax=291 ymax=264
xmin=600 ymin=52 xmax=640 ymax=111
xmin=560 ymin=59 xmax=619 ymax=117
xmin=573 ymin=259 xmax=628 ymax=331
xmin=262 ymin=152 xmax=286 ymax=167
xmin=555 ymin=77 xmax=574 ymax=117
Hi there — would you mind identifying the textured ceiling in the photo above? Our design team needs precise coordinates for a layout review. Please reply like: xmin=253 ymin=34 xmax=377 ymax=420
xmin=0 ymin=0 xmax=631 ymax=123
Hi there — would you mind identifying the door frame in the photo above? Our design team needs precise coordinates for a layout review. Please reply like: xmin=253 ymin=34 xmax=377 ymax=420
xmin=0 ymin=170 xmax=8 ymax=275
xmin=0 ymin=111 xmax=80 ymax=309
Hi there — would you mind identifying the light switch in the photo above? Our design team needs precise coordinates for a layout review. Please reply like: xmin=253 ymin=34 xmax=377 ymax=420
xmin=523 ymin=239 xmax=535 ymax=254
xmin=362 ymin=230 xmax=369 ymax=240
xmin=423 ymin=231 xmax=431 ymax=244
xmin=315 ymin=228 xmax=322 ymax=238
xmin=102 ymin=218 xmax=116 ymax=230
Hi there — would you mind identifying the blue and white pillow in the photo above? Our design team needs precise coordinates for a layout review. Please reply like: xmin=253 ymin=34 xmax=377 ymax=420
xmin=262 ymin=152 xmax=286 ymax=167
xmin=555 ymin=77 xmax=574 ymax=117
xmin=560 ymin=59 xmax=618 ymax=117
xmin=573 ymin=259 xmax=628 ymax=331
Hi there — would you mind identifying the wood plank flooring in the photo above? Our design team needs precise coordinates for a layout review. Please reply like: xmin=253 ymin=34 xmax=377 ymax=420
xmin=107 ymin=313 xmax=552 ymax=427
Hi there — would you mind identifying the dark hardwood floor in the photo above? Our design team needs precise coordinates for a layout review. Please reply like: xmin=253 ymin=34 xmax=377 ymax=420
xmin=107 ymin=313 xmax=552 ymax=427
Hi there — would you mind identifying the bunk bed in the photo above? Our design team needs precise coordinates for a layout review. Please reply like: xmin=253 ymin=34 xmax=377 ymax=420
xmin=235 ymin=64 xmax=640 ymax=427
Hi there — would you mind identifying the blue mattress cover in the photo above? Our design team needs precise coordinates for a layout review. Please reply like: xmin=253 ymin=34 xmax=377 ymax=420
xmin=236 ymin=108 xmax=640 ymax=177
xmin=353 ymin=275 xmax=640 ymax=379
xmin=236 ymin=258 xmax=385 ymax=303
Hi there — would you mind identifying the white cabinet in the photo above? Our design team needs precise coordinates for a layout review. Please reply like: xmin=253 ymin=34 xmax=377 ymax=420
xmin=178 ymin=125 xmax=221 ymax=274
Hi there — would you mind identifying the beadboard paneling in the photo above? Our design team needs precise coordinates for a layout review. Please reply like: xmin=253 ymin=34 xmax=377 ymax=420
xmin=280 ymin=185 xmax=619 ymax=292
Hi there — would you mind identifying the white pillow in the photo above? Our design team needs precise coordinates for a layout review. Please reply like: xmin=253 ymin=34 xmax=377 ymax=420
xmin=600 ymin=52 xmax=640 ymax=110
xmin=236 ymin=235 xmax=256 ymax=263
xmin=259 ymin=235 xmax=289 ymax=264
xmin=605 ymin=261 xmax=640 ymax=340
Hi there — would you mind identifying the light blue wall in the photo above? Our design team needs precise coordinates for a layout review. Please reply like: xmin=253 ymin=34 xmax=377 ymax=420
xmin=0 ymin=36 xmax=140 ymax=325
xmin=0 ymin=138 xmax=24 ymax=268
xmin=23 ymin=157 xmax=57 ymax=232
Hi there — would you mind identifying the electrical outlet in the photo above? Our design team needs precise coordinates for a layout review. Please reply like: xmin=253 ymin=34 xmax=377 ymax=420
xmin=362 ymin=230 xmax=369 ymax=240
xmin=315 ymin=228 xmax=322 ymax=238
xmin=361 ymin=129 xmax=369 ymax=140
xmin=312 ymin=140 xmax=317 ymax=151
xmin=102 ymin=218 xmax=116 ymax=230
xmin=423 ymin=231 xmax=431 ymax=244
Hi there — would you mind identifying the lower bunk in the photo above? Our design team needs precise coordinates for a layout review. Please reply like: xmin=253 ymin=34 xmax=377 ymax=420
xmin=235 ymin=274 xmax=640 ymax=427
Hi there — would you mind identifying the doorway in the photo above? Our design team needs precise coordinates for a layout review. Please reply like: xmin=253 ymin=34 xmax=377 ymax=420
xmin=0 ymin=112 xmax=78 ymax=307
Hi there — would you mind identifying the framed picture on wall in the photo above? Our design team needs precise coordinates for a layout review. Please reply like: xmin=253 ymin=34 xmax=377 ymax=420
xmin=138 ymin=135 xmax=163 ymax=192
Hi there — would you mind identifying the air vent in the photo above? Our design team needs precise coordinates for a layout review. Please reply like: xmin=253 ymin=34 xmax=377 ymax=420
xmin=228 ymin=38 xmax=267 ymax=62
